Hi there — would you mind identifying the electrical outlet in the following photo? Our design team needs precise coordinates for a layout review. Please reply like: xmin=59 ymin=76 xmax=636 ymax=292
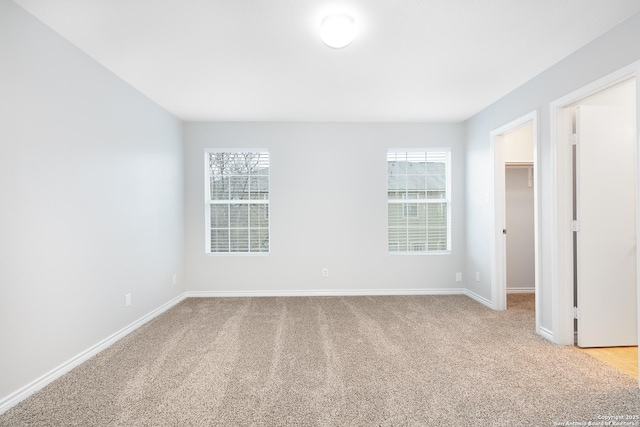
xmin=172 ymin=274 xmax=177 ymax=285
xmin=125 ymin=293 xmax=131 ymax=307
xmin=322 ymin=268 xmax=329 ymax=278
xmin=455 ymin=273 xmax=462 ymax=282
xmin=475 ymin=272 xmax=480 ymax=282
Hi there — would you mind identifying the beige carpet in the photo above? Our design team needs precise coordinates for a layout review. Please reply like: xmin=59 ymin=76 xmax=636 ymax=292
xmin=1 ymin=294 xmax=639 ymax=426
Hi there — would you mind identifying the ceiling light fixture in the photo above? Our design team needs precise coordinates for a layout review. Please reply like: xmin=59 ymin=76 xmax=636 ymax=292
xmin=320 ymin=15 xmax=356 ymax=49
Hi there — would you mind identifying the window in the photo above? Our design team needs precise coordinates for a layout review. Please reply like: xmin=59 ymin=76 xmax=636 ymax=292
xmin=387 ymin=149 xmax=451 ymax=253
xmin=205 ymin=150 xmax=269 ymax=254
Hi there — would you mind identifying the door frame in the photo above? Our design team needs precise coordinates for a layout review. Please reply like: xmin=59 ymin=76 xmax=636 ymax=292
xmin=550 ymin=61 xmax=640 ymax=346
xmin=490 ymin=110 xmax=541 ymax=332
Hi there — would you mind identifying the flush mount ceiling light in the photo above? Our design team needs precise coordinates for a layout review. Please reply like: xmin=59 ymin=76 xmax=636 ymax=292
xmin=320 ymin=15 xmax=356 ymax=49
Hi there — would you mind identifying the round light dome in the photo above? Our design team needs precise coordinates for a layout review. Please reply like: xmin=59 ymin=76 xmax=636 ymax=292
xmin=320 ymin=15 xmax=356 ymax=49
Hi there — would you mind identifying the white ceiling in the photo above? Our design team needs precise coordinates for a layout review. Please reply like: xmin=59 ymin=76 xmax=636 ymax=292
xmin=12 ymin=0 xmax=640 ymax=122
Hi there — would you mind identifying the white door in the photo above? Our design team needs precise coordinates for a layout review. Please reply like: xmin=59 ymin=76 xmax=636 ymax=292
xmin=576 ymin=79 xmax=637 ymax=348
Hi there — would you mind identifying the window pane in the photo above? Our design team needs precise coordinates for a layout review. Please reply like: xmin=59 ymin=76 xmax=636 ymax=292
xmin=407 ymin=152 xmax=426 ymax=173
xmin=406 ymin=151 xmax=426 ymax=162
xmin=427 ymin=161 xmax=446 ymax=199
xmin=209 ymin=153 xmax=230 ymax=176
xmin=211 ymin=229 xmax=229 ymax=252
xmin=388 ymin=165 xmax=405 ymax=186
xmin=229 ymin=175 xmax=250 ymax=200
xmin=402 ymin=193 xmax=421 ymax=219
xmin=388 ymin=227 xmax=406 ymax=252
xmin=427 ymin=202 xmax=448 ymax=250
xmin=228 ymin=153 xmax=249 ymax=174
xmin=230 ymin=204 xmax=249 ymax=227
xmin=388 ymin=175 xmax=406 ymax=200
xmin=404 ymin=204 xmax=418 ymax=219
xmin=230 ymin=229 xmax=249 ymax=252
xmin=211 ymin=177 xmax=229 ymax=200
xmin=407 ymin=175 xmax=426 ymax=194
xmin=388 ymin=191 xmax=404 ymax=200
xmin=252 ymin=153 xmax=269 ymax=175
xmin=408 ymin=227 xmax=426 ymax=249
xmin=427 ymin=190 xmax=446 ymax=199
xmin=388 ymin=204 xmax=406 ymax=227
xmin=249 ymin=176 xmax=269 ymax=200
xmin=250 ymin=229 xmax=269 ymax=252
xmin=250 ymin=204 xmax=268 ymax=228
xmin=210 ymin=205 xmax=229 ymax=228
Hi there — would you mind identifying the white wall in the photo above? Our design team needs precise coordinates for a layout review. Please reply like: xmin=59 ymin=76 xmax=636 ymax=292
xmin=184 ymin=122 xmax=465 ymax=294
xmin=0 ymin=0 xmax=184 ymax=405
xmin=464 ymin=11 xmax=640 ymax=335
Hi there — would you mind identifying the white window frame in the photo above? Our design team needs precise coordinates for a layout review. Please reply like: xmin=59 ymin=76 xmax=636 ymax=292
xmin=387 ymin=148 xmax=452 ymax=255
xmin=204 ymin=148 xmax=270 ymax=255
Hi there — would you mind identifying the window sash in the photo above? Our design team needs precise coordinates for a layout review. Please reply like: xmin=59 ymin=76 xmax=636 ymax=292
xmin=205 ymin=150 xmax=270 ymax=254
xmin=387 ymin=149 xmax=451 ymax=254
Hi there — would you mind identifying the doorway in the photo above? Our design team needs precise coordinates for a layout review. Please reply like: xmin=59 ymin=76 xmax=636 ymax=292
xmin=551 ymin=65 xmax=639 ymax=348
xmin=490 ymin=111 xmax=541 ymax=334
xmin=570 ymin=78 xmax=639 ymax=377
xmin=569 ymin=79 xmax=637 ymax=348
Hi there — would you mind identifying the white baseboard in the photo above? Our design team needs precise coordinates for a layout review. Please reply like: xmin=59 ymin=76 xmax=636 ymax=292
xmin=0 ymin=292 xmax=188 ymax=415
xmin=538 ymin=326 xmax=554 ymax=342
xmin=463 ymin=289 xmax=494 ymax=308
xmin=507 ymin=287 xmax=535 ymax=294
xmin=187 ymin=288 xmax=468 ymax=298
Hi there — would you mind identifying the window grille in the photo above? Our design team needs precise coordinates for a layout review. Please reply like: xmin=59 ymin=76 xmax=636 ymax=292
xmin=387 ymin=149 xmax=451 ymax=253
xmin=205 ymin=150 xmax=269 ymax=254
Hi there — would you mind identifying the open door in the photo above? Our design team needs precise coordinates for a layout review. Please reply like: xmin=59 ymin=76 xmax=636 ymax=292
xmin=575 ymin=79 xmax=638 ymax=348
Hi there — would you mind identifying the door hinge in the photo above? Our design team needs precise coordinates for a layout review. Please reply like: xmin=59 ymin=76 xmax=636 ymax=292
xmin=571 ymin=220 xmax=580 ymax=232
xmin=573 ymin=307 xmax=580 ymax=319
xmin=571 ymin=133 xmax=579 ymax=146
